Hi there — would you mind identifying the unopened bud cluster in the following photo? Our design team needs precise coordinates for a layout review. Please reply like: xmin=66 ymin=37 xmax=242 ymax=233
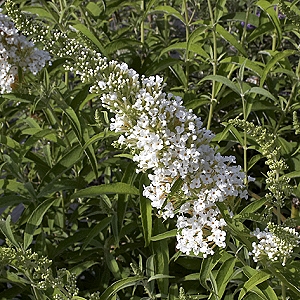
xmin=0 ymin=7 xmax=50 ymax=94
xmin=0 ymin=246 xmax=79 ymax=299
xmin=249 ymin=223 xmax=300 ymax=265
xmin=229 ymin=118 xmax=291 ymax=207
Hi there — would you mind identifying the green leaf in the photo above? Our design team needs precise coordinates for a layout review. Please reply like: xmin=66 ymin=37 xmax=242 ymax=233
xmin=220 ymin=56 xmax=263 ymax=77
xmin=139 ymin=174 xmax=152 ymax=247
xmin=248 ymin=154 xmax=263 ymax=171
xmin=105 ymin=39 xmax=142 ymax=55
xmin=238 ymin=198 xmax=268 ymax=216
xmin=200 ymin=250 xmax=222 ymax=290
xmin=146 ymin=255 xmax=155 ymax=278
xmin=80 ymin=217 xmax=112 ymax=253
xmin=70 ymin=261 xmax=99 ymax=277
xmin=145 ymin=58 xmax=183 ymax=76
xmin=63 ymin=106 xmax=82 ymax=137
xmin=246 ymin=87 xmax=276 ymax=102
xmin=152 ymin=6 xmax=185 ymax=24
xmin=216 ymin=257 xmax=236 ymax=299
xmin=82 ymin=131 xmax=120 ymax=151
xmin=0 ymin=216 xmax=20 ymax=249
xmin=200 ymin=75 xmax=241 ymax=95
xmin=0 ymin=179 xmax=28 ymax=195
xmin=82 ymin=127 xmax=99 ymax=180
xmin=286 ymin=170 xmax=300 ymax=178
xmin=0 ymin=135 xmax=20 ymax=151
xmin=150 ymin=229 xmax=177 ymax=241
xmin=39 ymin=145 xmax=83 ymax=187
xmin=243 ymin=266 xmax=278 ymax=299
xmin=268 ymin=262 xmax=300 ymax=296
xmin=247 ymin=22 xmax=274 ymax=43
xmin=72 ymin=23 xmax=107 ymax=57
xmin=228 ymin=126 xmax=244 ymax=146
xmin=70 ymin=84 xmax=91 ymax=111
xmin=148 ymin=274 xmax=175 ymax=282
xmin=209 ymin=271 xmax=219 ymax=298
xmin=37 ymin=179 xmax=84 ymax=198
xmin=71 ymin=183 xmax=139 ymax=199
xmin=160 ymin=42 xmax=209 ymax=59
xmin=86 ymin=2 xmax=102 ymax=17
xmin=24 ymin=198 xmax=56 ymax=250
xmin=217 ymin=202 xmax=252 ymax=249
xmin=99 ymin=276 xmax=144 ymax=300
xmin=22 ymin=129 xmax=58 ymax=154
xmin=0 ymin=195 xmax=31 ymax=208
xmin=188 ymin=26 xmax=208 ymax=46
xmin=256 ymin=0 xmax=282 ymax=48
xmin=168 ymin=283 xmax=179 ymax=300
xmin=221 ymin=12 xmax=260 ymax=28
xmin=51 ymin=229 xmax=91 ymax=258
xmin=189 ymin=43 xmax=210 ymax=59
xmin=152 ymin=219 xmax=169 ymax=295
xmin=216 ymin=24 xmax=247 ymax=57
xmin=239 ymin=268 xmax=271 ymax=300
xmin=171 ymin=63 xmax=188 ymax=87
xmin=260 ymin=50 xmax=297 ymax=87
xmin=215 ymin=0 xmax=227 ymax=21
xmin=104 ymin=243 xmax=122 ymax=280
xmin=160 ymin=42 xmax=187 ymax=57
xmin=22 ymin=6 xmax=57 ymax=21
xmin=181 ymin=273 xmax=200 ymax=281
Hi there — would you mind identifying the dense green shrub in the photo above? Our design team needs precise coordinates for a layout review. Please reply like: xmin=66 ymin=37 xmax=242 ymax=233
xmin=0 ymin=0 xmax=300 ymax=299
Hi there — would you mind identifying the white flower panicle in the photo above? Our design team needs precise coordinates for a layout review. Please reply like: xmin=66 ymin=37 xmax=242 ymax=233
xmin=4 ymin=5 xmax=248 ymax=257
xmin=249 ymin=223 xmax=300 ymax=265
xmin=82 ymin=59 xmax=249 ymax=257
xmin=0 ymin=8 xmax=50 ymax=94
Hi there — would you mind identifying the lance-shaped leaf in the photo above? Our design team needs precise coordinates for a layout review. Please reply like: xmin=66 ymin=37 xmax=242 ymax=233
xmin=24 ymin=198 xmax=57 ymax=250
xmin=99 ymin=276 xmax=145 ymax=300
xmin=71 ymin=183 xmax=139 ymax=199
xmin=0 ymin=216 xmax=19 ymax=249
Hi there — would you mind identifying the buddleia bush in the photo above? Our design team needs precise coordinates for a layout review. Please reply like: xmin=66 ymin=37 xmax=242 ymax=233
xmin=1 ymin=0 xmax=300 ymax=299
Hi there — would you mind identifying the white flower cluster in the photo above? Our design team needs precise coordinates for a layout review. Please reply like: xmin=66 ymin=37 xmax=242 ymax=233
xmin=249 ymin=223 xmax=300 ymax=265
xmin=84 ymin=60 xmax=249 ymax=257
xmin=5 ymin=6 xmax=248 ymax=256
xmin=0 ymin=9 xmax=50 ymax=94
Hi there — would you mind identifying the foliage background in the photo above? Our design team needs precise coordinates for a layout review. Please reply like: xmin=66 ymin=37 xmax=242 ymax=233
xmin=0 ymin=0 xmax=300 ymax=299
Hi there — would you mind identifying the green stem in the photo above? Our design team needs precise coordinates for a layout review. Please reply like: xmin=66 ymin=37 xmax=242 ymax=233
xmin=183 ymin=0 xmax=190 ymax=92
xmin=143 ymin=280 xmax=156 ymax=300
xmin=277 ymin=206 xmax=281 ymax=225
xmin=216 ymin=64 xmax=235 ymax=102
xmin=241 ymin=94 xmax=248 ymax=180
xmin=241 ymin=5 xmax=251 ymax=46
xmin=281 ymin=279 xmax=286 ymax=300
xmin=272 ymin=5 xmax=279 ymax=51
xmin=163 ymin=0 xmax=169 ymax=45
xmin=46 ymin=104 xmax=72 ymax=148
xmin=274 ymin=82 xmax=298 ymax=133
xmin=140 ymin=0 xmax=145 ymax=44
xmin=25 ymin=268 xmax=45 ymax=300
xmin=64 ymin=71 xmax=69 ymax=87
xmin=32 ymin=287 xmax=45 ymax=300
xmin=275 ymin=170 xmax=282 ymax=225
xmin=207 ymin=0 xmax=218 ymax=130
